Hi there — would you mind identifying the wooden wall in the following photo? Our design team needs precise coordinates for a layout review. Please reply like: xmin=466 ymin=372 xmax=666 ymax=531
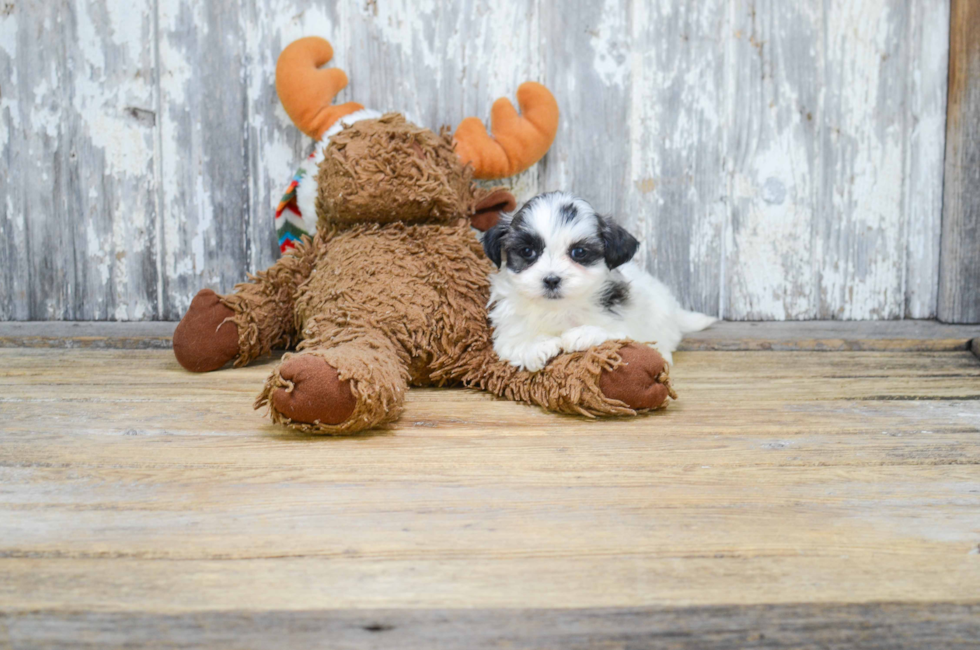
xmin=939 ymin=0 xmax=980 ymax=323
xmin=0 ymin=0 xmax=952 ymax=321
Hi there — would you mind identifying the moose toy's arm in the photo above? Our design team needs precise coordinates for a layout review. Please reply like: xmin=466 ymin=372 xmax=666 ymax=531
xmin=173 ymin=236 xmax=323 ymax=372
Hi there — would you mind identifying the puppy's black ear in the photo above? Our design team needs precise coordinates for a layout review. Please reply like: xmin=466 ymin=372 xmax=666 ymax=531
xmin=482 ymin=222 xmax=508 ymax=267
xmin=599 ymin=217 xmax=639 ymax=269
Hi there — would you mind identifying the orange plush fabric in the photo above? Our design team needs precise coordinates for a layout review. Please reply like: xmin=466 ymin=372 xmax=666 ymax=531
xmin=453 ymin=82 xmax=560 ymax=180
xmin=274 ymin=37 xmax=364 ymax=139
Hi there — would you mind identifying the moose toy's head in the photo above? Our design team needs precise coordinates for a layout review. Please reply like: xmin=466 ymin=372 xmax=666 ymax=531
xmin=276 ymin=37 xmax=559 ymax=230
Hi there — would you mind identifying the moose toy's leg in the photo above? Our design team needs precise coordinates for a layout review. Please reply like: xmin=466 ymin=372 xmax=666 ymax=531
xmin=445 ymin=338 xmax=675 ymax=416
xmin=256 ymin=333 xmax=411 ymax=434
xmin=173 ymin=237 xmax=321 ymax=372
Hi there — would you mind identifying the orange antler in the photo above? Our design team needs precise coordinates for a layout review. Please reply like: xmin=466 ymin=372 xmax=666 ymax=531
xmin=275 ymin=37 xmax=364 ymax=140
xmin=453 ymin=82 xmax=559 ymax=180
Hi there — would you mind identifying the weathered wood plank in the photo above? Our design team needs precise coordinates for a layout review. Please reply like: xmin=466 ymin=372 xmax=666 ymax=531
xmin=629 ymin=0 xmax=728 ymax=317
xmin=0 ymin=0 xmax=159 ymax=320
xmin=0 ymin=0 xmax=956 ymax=323
xmin=817 ymin=0 xmax=915 ymax=319
xmin=939 ymin=0 xmax=980 ymax=323
xmin=904 ymin=0 xmax=949 ymax=318
xmin=0 ymin=321 xmax=177 ymax=349
xmin=2 ymin=603 xmax=978 ymax=650
xmin=679 ymin=319 xmax=980 ymax=351
xmin=1 ymin=319 xmax=977 ymax=351
xmin=725 ymin=0 xmax=941 ymax=320
xmin=0 ymin=348 xmax=977 ymax=628
xmin=538 ymin=0 xmax=631 ymax=224
xmin=725 ymin=0 xmax=822 ymax=320
xmin=0 ymin=3 xmax=28 ymax=320
xmin=157 ymin=0 xmax=250 ymax=320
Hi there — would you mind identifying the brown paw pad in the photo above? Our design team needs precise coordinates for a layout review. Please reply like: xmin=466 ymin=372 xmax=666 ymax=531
xmin=599 ymin=343 xmax=673 ymax=410
xmin=172 ymin=288 xmax=240 ymax=373
xmin=271 ymin=355 xmax=357 ymax=426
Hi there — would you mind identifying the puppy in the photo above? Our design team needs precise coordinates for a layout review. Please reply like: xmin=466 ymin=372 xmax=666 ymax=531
xmin=482 ymin=191 xmax=715 ymax=371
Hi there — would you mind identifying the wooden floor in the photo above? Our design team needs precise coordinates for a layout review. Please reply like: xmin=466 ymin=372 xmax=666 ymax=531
xmin=2 ymin=332 xmax=980 ymax=648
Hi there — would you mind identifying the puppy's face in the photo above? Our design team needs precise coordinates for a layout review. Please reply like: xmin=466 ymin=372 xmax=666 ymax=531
xmin=483 ymin=192 xmax=639 ymax=302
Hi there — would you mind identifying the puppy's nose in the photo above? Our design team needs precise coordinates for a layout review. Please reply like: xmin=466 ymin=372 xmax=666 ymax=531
xmin=543 ymin=275 xmax=562 ymax=290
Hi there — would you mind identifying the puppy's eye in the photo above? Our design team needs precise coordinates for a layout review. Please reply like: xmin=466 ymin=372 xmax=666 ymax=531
xmin=519 ymin=246 xmax=536 ymax=259
xmin=570 ymin=247 xmax=587 ymax=261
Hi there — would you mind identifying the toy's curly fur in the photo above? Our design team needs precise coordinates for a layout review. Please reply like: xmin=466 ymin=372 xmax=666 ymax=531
xmin=171 ymin=42 xmax=674 ymax=434
xmin=317 ymin=115 xmax=476 ymax=226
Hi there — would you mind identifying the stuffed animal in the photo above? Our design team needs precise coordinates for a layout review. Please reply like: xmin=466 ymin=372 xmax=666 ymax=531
xmin=172 ymin=36 xmax=675 ymax=434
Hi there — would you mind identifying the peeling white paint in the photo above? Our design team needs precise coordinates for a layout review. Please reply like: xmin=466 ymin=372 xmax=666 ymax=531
xmin=0 ymin=9 xmax=15 ymax=59
xmin=590 ymin=0 xmax=629 ymax=88
xmin=104 ymin=0 xmax=146 ymax=63
xmin=74 ymin=0 xmax=105 ymax=72
xmin=157 ymin=36 xmax=192 ymax=107
xmin=0 ymin=0 xmax=953 ymax=321
xmin=0 ymin=0 xmax=16 ymax=176
xmin=30 ymin=76 xmax=61 ymax=139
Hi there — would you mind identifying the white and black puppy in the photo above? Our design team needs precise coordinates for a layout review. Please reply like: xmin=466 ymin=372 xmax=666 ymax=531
xmin=482 ymin=191 xmax=715 ymax=371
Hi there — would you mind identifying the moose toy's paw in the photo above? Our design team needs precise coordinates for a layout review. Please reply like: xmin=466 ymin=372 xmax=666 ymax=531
xmin=598 ymin=343 xmax=675 ymax=410
xmin=271 ymin=355 xmax=357 ymax=426
xmin=173 ymin=289 xmax=240 ymax=373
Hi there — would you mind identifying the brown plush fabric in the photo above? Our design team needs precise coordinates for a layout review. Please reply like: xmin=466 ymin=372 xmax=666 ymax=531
xmin=172 ymin=289 xmax=240 ymax=373
xmin=471 ymin=188 xmax=517 ymax=231
xmin=316 ymin=115 xmax=476 ymax=227
xmin=220 ymin=236 xmax=321 ymax=367
xmin=268 ymin=354 xmax=357 ymax=426
xmin=175 ymin=114 xmax=675 ymax=434
xmin=599 ymin=343 xmax=676 ymax=411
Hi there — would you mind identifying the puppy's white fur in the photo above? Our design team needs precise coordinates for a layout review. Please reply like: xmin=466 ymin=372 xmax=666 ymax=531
xmin=484 ymin=191 xmax=715 ymax=371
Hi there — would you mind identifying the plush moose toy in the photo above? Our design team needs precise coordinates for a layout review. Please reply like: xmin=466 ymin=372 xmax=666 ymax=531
xmin=172 ymin=37 xmax=674 ymax=434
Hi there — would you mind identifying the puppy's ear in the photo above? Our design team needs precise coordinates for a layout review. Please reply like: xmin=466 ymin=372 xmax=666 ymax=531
xmin=482 ymin=221 xmax=509 ymax=267
xmin=599 ymin=217 xmax=639 ymax=269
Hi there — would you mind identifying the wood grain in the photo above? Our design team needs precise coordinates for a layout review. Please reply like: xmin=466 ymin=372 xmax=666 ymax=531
xmin=0 ymin=0 xmax=160 ymax=320
xmin=628 ymin=0 xmax=728 ymax=317
xmin=2 ymin=319 xmax=977 ymax=352
xmin=156 ymin=0 xmax=251 ymax=320
xmin=906 ymin=0 xmax=951 ymax=318
xmin=1 ymin=603 xmax=978 ymax=649
xmin=0 ymin=0 xmax=955 ymax=322
xmin=939 ymin=0 xmax=980 ymax=323
xmin=1 ymin=347 xmax=978 ymax=644
xmin=678 ymin=319 xmax=980 ymax=351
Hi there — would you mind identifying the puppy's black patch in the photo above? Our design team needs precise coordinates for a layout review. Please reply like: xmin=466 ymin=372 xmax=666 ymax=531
xmin=599 ymin=217 xmax=639 ymax=269
xmin=504 ymin=229 xmax=545 ymax=273
xmin=482 ymin=222 xmax=507 ymax=267
xmin=568 ymin=237 xmax=604 ymax=266
xmin=559 ymin=202 xmax=578 ymax=224
xmin=599 ymin=280 xmax=631 ymax=314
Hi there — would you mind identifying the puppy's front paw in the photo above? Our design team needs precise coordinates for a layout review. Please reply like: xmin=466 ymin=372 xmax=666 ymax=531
xmin=560 ymin=325 xmax=620 ymax=353
xmin=508 ymin=337 xmax=563 ymax=372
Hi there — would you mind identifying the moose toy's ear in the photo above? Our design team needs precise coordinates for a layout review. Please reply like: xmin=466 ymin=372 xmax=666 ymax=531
xmin=481 ymin=221 xmax=510 ymax=267
xmin=599 ymin=217 xmax=639 ymax=270
xmin=471 ymin=188 xmax=517 ymax=232
xmin=454 ymin=82 xmax=559 ymax=180
xmin=276 ymin=37 xmax=364 ymax=139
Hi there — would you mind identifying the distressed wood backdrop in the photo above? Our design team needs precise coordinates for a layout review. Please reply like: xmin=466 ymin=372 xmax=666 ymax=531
xmin=0 ymin=0 xmax=951 ymax=321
